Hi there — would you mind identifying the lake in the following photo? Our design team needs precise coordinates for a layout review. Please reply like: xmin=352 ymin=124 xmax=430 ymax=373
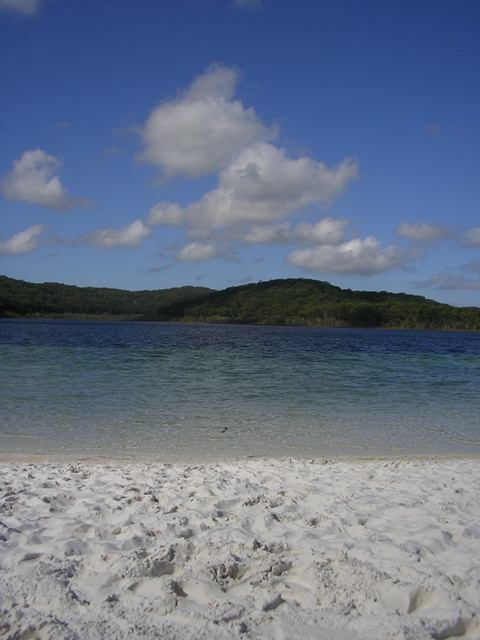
xmin=0 ymin=319 xmax=479 ymax=460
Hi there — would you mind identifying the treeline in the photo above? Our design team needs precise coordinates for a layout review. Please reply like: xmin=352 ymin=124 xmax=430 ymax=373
xmin=1 ymin=275 xmax=479 ymax=330
xmin=156 ymin=279 xmax=480 ymax=330
xmin=0 ymin=275 xmax=211 ymax=320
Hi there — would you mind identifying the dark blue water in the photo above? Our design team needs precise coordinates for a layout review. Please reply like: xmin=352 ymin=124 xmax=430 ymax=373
xmin=0 ymin=320 xmax=479 ymax=459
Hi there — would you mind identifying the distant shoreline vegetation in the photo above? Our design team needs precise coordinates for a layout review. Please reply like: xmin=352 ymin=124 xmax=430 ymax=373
xmin=1 ymin=275 xmax=479 ymax=331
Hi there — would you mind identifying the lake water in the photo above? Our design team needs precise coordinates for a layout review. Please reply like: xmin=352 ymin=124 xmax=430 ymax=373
xmin=0 ymin=320 xmax=479 ymax=460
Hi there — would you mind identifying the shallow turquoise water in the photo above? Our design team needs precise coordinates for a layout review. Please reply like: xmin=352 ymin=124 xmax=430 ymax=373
xmin=0 ymin=320 xmax=479 ymax=459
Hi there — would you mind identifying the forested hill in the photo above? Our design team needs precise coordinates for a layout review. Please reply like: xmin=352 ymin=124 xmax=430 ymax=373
xmin=0 ymin=275 xmax=212 ymax=320
xmin=1 ymin=275 xmax=479 ymax=330
xmin=157 ymin=279 xmax=480 ymax=330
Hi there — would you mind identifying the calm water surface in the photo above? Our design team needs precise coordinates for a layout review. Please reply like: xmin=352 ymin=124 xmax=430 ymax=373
xmin=0 ymin=320 xmax=479 ymax=460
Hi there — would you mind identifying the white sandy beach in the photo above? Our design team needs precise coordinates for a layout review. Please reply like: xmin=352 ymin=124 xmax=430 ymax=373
xmin=1 ymin=458 xmax=479 ymax=639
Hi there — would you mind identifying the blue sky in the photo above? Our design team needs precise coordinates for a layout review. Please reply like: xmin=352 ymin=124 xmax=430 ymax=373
xmin=0 ymin=0 xmax=479 ymax=306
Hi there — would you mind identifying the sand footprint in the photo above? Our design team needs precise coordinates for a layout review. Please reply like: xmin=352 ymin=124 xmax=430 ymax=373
xmin=430 ymin=616 xmax=479 ymax=640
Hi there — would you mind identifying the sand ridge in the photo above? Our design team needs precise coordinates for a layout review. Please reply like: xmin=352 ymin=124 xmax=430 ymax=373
xmin=0 ymin=458 xmax=479 ymax=639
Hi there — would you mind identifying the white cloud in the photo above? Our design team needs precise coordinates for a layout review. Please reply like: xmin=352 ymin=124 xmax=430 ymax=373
xmin=147 ymin=202 xmax=185 ymax=227
xmin=84 ymin=220 xmax=151 ymax=248
xmin=0 ymin=224 xmax=43 ymax=255
xmin=0 ymin=0 xmax=39 ymax=15
xmin=295 ymin=217 xmax=348 ymax=245
xmin=242 ymin=217 xmax=349 ymax=245
xmin=464 ymin=226 xmax=480 ymax=248
xmin=175 ymin=143 xmax=358 ymax=229
xmin=1 ymin=149 xmax=80 ymax=211
xmin=396 ymin=222 xmax=449 ymax=245
xmin=143 ymin=66 xmax=357 ymax=236
xmin=243 ymin=222 xmax=291 ymax=244
xmin=138 ymin=64 xmax=270 ymax=178
xmin=176 ymin=242 xmax=222 ymax=261
xmin=187 ymin=64 xmax=237 ymax=101
xmin=287 ymin=236 xmax=407 ymax=275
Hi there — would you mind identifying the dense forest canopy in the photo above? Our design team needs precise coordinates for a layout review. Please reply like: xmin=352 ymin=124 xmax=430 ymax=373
xmin=1 ymin=275 xmax=479 ymax=330
xmin=0 ymin=275 xmax=211 ymax=320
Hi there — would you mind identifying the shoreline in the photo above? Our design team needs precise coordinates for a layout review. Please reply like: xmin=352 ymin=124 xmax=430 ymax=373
xmin=2 ymin=315 xmax=480 ymax=333
xmin=1 ymin=457 xmax=479 ymax=639
xmin=2 ymin=451 xmax=480 ymax=464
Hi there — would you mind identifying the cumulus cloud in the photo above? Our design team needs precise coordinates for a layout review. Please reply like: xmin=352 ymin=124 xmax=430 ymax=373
xmin=0 ymin=0 xmax=39 ymax=15
xmin=287 ymin=236 xmax=407 ymax=275
xmin=464 ymin=226 xmax=480 ymax=248
xmin=1 ymin=149 xmax=81 ymax=211
xmin=83 ymin=220 xmax=151 ymax=248
xmin=242 ymin=217 xmax=349 ymax=245
xmin=147 ymin=202 xmax=185 ymax=226
xmin=396 ymin=222 xmax=450 ymax=246
xmin=295 ymin=217 xmax=348 ymax=245
xmin=0 ymin=225 xmax=43 ymax=255
xmin=243 ymin=222 xmax=291 ymax=244
xmin=176 ymin=242 xmax=222 ymax=261
xmin=143 ymin=66 xmax=357 ymax=239
xmin=162 ymin=143 xmax=357 ymax=230
xmin=138 ymin=64 xmax=270 ymax=178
